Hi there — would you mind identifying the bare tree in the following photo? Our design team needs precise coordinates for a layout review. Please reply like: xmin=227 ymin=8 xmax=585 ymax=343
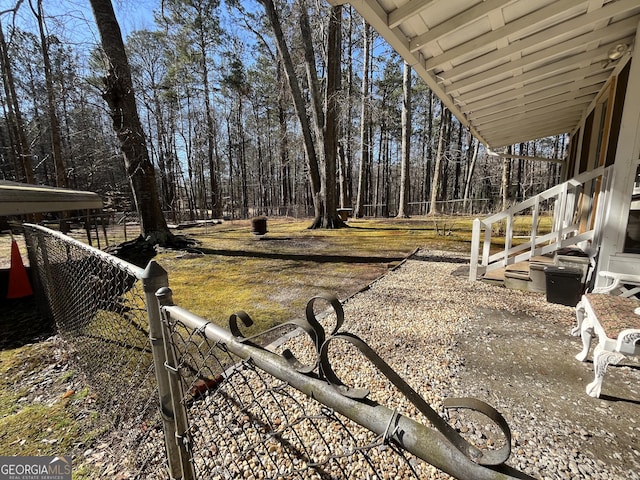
xmin=429 ymin=104 xmax=448 ymax=215
xmin=502 ymin=145 xmax=512 ymax=210
xmin=462 ymin=133 xmax=479 ymax=213
xmin=397 ymin=61 xmax=411 ymax=218
xmin=259 ymin=0 xmax=322 ymax=223
xmin=354 ymin=20 xmax=371 ymax=218
xmin=0 ymin=14 xmax=35 ymax=184
xmin=316 ymin=3 xmax=345 ymax=228
xmin=89 ymin=0 xmax=173 ymax=245
xmin=30 ymin=0 xmax=66 ymax=189
xmin=260 ymin=0 xmax=343 ymax=228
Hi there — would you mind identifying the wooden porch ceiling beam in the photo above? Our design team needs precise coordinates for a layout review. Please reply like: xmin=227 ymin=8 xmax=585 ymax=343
xmin=409 ymin=0 xmax=512 ymax=53
xmin=464 ymin=74 xmax=608 ymax=119
xmin=439 ymin=3 xmax=640 ymax=83
xmin=470 ymin=96 xmax=593 ymax=125
xmin=481 ymin=119 xmax=580 ymax=145
xmin=478 ymin=108 xmax=583 ymax=132
xmin=482 ymin=125 xmax=581 ymax=147
xmin=459 ymin=63 xmax=609 ymax=110
xmin=455 ymin=45 xmax=618 ymax=103
xmin=447 ymin=20 xmax=638 ymax=93
xmin=485 ymin=126 xmax=576 ymax=148
xmin=478 ymin=115 xmax=582 ymax=141
xmin=388 ymin=0 xmax=436 ymax=30
xmin=423 ymin=0 xmax=581 ymax=71
xmin=486 ymin=152 xmax=565 ymax=164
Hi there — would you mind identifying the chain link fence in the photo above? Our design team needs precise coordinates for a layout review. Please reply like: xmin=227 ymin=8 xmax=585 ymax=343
xmin=158 ymin=291 xmax=530 ymax=480
xmin=166 ymin=319 xmax=429 ymax=479
xmin=23 ymin=223 xmax=166 ymax=476
xmin=23 ymin=223 xmax=530 ymax=480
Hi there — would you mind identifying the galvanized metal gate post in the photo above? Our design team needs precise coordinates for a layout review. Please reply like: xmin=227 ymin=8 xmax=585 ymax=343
xmin=142 ymin=261 xmax=194 ymax=480
xmin=157 ymin=285 xmax=195 ymax=480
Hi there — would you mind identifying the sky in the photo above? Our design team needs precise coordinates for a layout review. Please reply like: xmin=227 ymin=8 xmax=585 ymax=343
xmin=1 ymin=0 xmax=159 ymax=52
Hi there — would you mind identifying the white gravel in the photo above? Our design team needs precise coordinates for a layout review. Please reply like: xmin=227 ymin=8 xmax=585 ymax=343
xmin=82 ymin=249 xmax=640 ymax=479
xmin=328 ymin=249 xmax=640 ymax=480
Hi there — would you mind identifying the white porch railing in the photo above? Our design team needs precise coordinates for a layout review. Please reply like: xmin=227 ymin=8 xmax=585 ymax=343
xmin=469 ymin=166 xmax=613 ymax=281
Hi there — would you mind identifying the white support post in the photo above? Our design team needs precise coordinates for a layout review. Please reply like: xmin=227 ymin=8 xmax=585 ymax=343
xmin=597 ymin=20 xmax=640 ymax=286
xmin=482 ymin=223 xmax=492 ymax=266
xmin=556 ymin=183 xmax=569 ymax=248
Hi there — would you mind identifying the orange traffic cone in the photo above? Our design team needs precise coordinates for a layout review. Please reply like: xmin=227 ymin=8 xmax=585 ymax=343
xmin=7 ymin=238 xmax=33 ymax=299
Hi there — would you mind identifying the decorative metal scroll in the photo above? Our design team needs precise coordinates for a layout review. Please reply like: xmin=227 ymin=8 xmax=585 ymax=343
xmin=229 ymin=294 xmax=512 ymax=467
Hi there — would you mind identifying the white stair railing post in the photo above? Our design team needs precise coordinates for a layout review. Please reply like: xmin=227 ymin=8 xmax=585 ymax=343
xmin=531 ymin=195 xmax=540 ymax=258
xmin=504 ymin=213 xmax=513 ymax=265
xmin=555 ymin=182 xmax=569 ymax=248
xmin=482 ymin=222 xmax=492 ymax=266
xmin=469 ymin=218 xmax=481 ymax=280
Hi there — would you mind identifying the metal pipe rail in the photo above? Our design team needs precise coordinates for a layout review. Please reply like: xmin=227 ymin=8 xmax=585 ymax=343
xmin=24 ymin=223 xmax=144 ymax=278
xmin=156 ymin=287 xmax=535 ymax=480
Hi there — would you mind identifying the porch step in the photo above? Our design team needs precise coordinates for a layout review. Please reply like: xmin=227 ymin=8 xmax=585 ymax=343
xmin=481 ymin=255 xmax=554 ymax=293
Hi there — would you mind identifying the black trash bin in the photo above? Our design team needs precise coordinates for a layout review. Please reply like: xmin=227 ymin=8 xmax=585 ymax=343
xmin=544 ymin=265 xmax=583 ymax=306
xmin=251 ymin=216 xmax=268 ymax=236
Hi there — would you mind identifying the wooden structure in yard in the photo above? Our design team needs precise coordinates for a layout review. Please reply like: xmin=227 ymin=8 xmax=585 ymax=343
xmin=331 ymin=0 xmax=640 ymax=290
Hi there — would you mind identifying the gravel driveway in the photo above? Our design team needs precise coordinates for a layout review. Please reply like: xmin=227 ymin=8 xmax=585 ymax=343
xmin=336 ymin=249 xmax=640 ymax=480
xmin=73 ymin=248 xmax=640 ymax=479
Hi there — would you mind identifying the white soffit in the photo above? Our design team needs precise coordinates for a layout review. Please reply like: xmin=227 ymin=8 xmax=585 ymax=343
xmin=332 ymin=0 xmax=640 ymax=149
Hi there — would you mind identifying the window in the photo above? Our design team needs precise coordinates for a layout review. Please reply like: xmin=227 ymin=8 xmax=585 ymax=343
xmin=623 ymin=164 xmax=640 ymax=254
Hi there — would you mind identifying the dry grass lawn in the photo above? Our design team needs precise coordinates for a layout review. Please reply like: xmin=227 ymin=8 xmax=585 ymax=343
xmin=0 ymin=214 xmax=555 ymax=478
xmin=154 ymin=216 xmax=479 ymax=333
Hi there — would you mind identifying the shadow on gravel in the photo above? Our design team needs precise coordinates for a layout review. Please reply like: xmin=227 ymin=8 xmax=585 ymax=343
xmin=599 ymin=393 xmax=640 ymax=405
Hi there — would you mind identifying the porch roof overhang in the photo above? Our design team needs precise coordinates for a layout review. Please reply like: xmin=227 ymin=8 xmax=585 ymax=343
xmin=0 ymin=181 xmax=103 ymax=216
xmin=330 ymin=0 xmax=640 ymax=150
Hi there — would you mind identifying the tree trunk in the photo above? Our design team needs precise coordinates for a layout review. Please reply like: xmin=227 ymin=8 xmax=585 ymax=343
xmin=355 ymin=20 xmax=371 ymax=218
xmin=397 ymin=61 xmax=411 ymax=218
xmin=338 ymin=142 xmax=347 ymax=208
xmin=298 ymin=2 xmax=324 ymax=149
xmin=517 ymin=142 xmax=525 ymax=201
xmin=440 ymin=111 xmax=453 ymax=206
xmin=277 ymin=62 xmax=290 ymax=208
xmin=89 ymin=0 xmax=172 ymax=245
xmin=198 ymin=31 xmax=222 ymax=219
xmin=453 ymin=121 xmax=463 ymax=200
xmin=422 ymin=89 xmax=433 ymax=213
xmin=32 ymin=0 xmax=67 ymax=189
xmin=502 ymin=145 xmax=512 ymax=210
xmin=259 ymin=0 xmax=322 ymax=222
xmin=311 ymin=4 xmax=345 ymax=229
xmin=429 ymin=104 xmax=448 ymax=215
xmin=238 ymin=96 xmax=249 ymax=218
xmin=0 ymin=20 xmax=35 ymax=184
xmin=342 ymin=5 xmax=355 ymax=208
xmin=462 ymin=136 xmax=479 ymax=213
